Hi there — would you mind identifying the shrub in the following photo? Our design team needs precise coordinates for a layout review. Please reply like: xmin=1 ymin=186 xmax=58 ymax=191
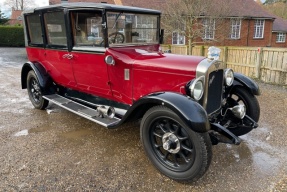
xmin=0 ymin=26 xmax=25 ymax=47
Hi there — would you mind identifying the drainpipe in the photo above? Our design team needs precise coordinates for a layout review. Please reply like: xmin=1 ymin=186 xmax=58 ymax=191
xmin=246 ymin=17 xmax=251 ymax=46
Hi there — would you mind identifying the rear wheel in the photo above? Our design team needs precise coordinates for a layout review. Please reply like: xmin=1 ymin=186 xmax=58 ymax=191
xmin=27 ymin=70 xmax=49 ymax=110
xmin=140 ymin=106 xmax=212 ymax=182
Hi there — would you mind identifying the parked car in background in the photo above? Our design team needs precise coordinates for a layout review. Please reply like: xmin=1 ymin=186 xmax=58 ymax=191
xmin=21 ymin=3 xmax=260 ymax=182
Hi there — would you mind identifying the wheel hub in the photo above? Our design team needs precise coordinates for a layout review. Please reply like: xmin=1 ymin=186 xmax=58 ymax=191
xmin=162 ymin=133 xmax=180 ymax=154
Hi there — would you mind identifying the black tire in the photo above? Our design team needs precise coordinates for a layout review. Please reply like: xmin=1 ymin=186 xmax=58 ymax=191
xmin=27 ymin=70 xmax=49 ymax=110
xmin=226 ymin=86 xmax=260 ymax=136
xmin=140 ymin=106 xmax=212 ymax=182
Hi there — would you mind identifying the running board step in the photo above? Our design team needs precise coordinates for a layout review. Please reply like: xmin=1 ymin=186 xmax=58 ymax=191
xmin=43 ymin=94 xmax=121 ymax=127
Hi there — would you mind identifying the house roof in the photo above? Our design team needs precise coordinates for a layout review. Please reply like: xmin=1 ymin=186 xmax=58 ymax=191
xmin=120 ymin=0 xmax=164 ymax=10
xmin=120 ymin=0 xmax=275 ymax=19
xmin=217 ymin=0 xmax=275 ymax=18
xmin=272 ymin=16 xmax=287 ymax=32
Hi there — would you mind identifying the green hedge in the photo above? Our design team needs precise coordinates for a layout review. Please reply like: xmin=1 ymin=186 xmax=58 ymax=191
xmin=0 ymin=26 xmax=25 ymax=47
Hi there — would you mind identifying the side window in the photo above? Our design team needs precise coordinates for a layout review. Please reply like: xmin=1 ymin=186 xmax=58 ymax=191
xmin=26 ymin=14 xmax=43 ymax=45
xmin=71 ymin=12 xmax=103 ymax=47
xmin=44 ymin=11 xmax=67 ymax=47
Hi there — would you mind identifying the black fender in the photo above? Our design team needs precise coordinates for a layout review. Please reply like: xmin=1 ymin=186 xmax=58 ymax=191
xmin=110 ymin=92 xmax=210 ymax=133
xmin=21 ymin=61 xmax=52 ymax=93
xmin=231 ymin=73 xmax=260 ymax=95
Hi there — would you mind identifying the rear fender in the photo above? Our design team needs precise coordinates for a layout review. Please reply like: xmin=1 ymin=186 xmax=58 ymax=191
xmin=112 ymin=92 xmax=210 ymax=133
xmin=21 ymin=61 xmax=52 ymax=93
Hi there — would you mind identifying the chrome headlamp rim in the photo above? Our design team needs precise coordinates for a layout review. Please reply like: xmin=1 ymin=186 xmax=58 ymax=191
xmin=224 ymin=68 xmax=234 ymax=86
xmin=189 ymin=76 xmax=205 ymax=101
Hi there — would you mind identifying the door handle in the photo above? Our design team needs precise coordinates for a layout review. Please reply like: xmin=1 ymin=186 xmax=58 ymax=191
xmin=63 ymin=53 xmax=73 ymax=60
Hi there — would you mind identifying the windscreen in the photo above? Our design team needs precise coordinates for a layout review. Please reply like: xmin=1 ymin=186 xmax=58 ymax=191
xmin=106 ymin=12 xmax=159 ymax=46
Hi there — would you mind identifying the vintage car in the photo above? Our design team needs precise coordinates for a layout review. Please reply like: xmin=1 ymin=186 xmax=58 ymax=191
xmin=21 ymin=3 xmax=260 ymax=182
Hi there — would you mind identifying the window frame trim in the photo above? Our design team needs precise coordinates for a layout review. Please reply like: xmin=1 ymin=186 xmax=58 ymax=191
xmin=202 ymin=18 xmax=215 ymax=40
xmin=276 ymin=32 xmax=286 ymax=43
xmin=230 ymin=18 xmax=241 ymax=39
xmin=43 ymin=9 xmax=69 ymax=50
xmin=25 ymin=12 xmax=46 ymax=48
xmin=253 ymin=19 xmax=265 ymax=39
xmin=172 ymin=31 xmax=185 ymax=45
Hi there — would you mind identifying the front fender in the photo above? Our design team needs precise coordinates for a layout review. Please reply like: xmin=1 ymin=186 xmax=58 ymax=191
xmin=233 ymin=73 xmax=260 ymax=95
xmin=21 ymin=61 xmax=51 ymax=92
xmin=111 ymin=92 xmax=210 ymax=133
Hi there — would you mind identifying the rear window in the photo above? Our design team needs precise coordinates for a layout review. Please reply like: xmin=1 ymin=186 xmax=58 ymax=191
xmin=26 ymin=14 xmax=43 ymax=45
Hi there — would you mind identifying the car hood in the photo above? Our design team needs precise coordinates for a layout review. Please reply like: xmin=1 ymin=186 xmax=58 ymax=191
xmin=107 ymin=45 xmax=206 ymax=77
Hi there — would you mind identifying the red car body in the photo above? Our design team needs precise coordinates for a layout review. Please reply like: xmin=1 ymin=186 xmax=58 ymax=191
xmin=21 ymin=3 xmax=260 ymax=182
xmin=26 ymin=45 xmax=203 ymax=105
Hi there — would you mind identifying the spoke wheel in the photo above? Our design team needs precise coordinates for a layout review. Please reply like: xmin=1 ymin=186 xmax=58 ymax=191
xmin=27 ymin=70 xmax=48 ymax=110
xmin=141 ymin=106 xmax=212 ymax=182
xmin=151 ymin=117 xmax=196 ymax=171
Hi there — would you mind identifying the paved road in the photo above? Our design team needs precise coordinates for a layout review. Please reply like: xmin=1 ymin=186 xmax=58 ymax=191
xmin=0 ymin=47 xmax=286 ymax=191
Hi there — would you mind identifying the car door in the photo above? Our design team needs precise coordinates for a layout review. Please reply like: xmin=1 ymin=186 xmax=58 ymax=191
xmin=42 ymin=10 xmax=76 ymax=88
xmin=69 ymin=11 xmax=112 ymax=99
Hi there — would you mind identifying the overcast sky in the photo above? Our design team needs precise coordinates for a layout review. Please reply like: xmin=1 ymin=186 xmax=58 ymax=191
xmin=0 ymin=0 xmax=49 ymax=17
xmin=1 ymin=0 xmax=267 ymax=17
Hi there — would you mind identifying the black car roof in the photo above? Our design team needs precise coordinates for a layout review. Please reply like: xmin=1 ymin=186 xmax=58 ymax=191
xmin=24 ymin=3 xmax=161 ymax=15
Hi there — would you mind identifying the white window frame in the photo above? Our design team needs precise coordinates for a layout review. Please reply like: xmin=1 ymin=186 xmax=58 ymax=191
xmin=276 ymin=32 xmax=286 ymax=43
xmin=230 ymin=19 xmax=241 ymax=39
xmin=202 ymin=18 xmax=215 ymax=40
xmin=172 ymin=31 xmax=185 ymax=45
xmin=254 ymin=19 xmax=265 ymax=39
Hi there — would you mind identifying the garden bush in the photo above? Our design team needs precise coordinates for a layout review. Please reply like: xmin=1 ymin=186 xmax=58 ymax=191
xmin=0 ymin=26 xmax=25 ymax=47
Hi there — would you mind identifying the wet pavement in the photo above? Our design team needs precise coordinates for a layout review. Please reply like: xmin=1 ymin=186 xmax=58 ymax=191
xmin=0 ymin=47 xmax=287 ymax=191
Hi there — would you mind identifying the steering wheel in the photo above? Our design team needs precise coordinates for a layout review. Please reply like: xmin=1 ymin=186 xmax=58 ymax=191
xmin=108 ymin=32 xmax=125 ymax=44
xmin=99 ymin=32 xmax=125 ymax=46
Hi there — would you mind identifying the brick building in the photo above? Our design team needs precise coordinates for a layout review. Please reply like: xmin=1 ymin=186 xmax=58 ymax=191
xmin=8 ymin=8 xmax=22 ymax=25
xmin=167 ymin=0 xmax=287 ymax=47
xmin=48 ymin=0 xmax=287 ymax=47
xmin=271 ymin=16 xmax=287 ymax=47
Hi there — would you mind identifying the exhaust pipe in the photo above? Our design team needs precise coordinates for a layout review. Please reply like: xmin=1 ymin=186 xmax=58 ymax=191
xmin=97 ymin=106 xmax=115 ymax=118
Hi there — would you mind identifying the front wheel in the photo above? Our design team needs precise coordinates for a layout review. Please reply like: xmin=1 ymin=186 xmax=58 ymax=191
xmin=140 ymin=106 xmax=212 ymax=182
xmin=225 ymin=86 xmax=260 ymax=136
xmin=27 ymin=70 xmax=49 ymax=110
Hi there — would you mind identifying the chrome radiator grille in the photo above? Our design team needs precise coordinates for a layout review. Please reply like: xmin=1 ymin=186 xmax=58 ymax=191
xmin=205 ymin=69 xmax=224 ymax=114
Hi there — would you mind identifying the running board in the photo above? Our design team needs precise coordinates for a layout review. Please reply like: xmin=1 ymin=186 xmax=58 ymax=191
xmin=43 ymin=94 xmax=121 ymax=127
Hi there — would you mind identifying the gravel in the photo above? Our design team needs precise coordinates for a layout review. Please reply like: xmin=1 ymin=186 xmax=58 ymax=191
xmin=0 ymin=47 xmax=286 ymax=191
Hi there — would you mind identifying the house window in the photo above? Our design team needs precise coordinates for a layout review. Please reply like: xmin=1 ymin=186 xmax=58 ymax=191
xmin=171 ymin=21 xmax=185 ymax=45
xmin=254 ymin=19 xmax=264 ymax=38
xmin=172 ymin=31 xmax=185 ymax=45
xmin=202 ymin=18 xmax=215 ymax=40
xmin=230 ymin=19 xmax=241 ymax=39
xmin=276 ymin=33 xmax=286 ymax=43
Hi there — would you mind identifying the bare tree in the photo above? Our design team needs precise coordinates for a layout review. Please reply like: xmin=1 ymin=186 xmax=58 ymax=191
xmin=262 ymin=2 xmax=287 ymax=19
xmin=4 ymin=0 xmax=36 ymax=10
xmin=161 ymin=0 xmax=233 ymax=54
